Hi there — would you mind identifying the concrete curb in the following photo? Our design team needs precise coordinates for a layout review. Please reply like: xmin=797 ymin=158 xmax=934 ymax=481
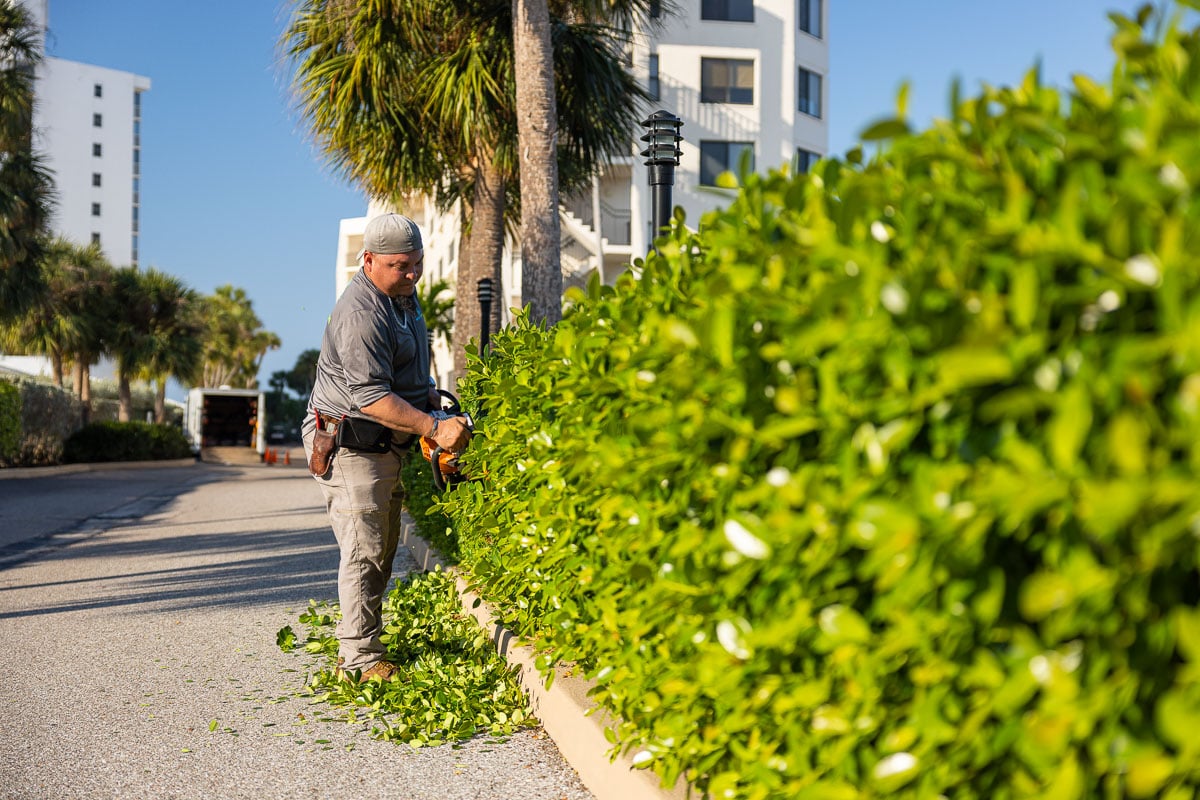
xmin=0 ymin=457 xmax=198 ymax=480
xmin=399 ymin=519 xmax=691 ymax=800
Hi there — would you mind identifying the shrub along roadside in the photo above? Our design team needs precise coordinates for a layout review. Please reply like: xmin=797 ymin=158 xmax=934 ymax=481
xmin=0 ymin=375 xmax=83 ymax=467
xmin=62 ymin=421 xmax=192 ymax=463
xmin=437 ymin=7 xmax=1200 ymax=799
xmin=0 ymin=380 xmax=19 ymax=462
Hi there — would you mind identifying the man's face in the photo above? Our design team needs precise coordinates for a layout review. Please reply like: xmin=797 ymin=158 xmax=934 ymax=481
xmin=363 ymin=250 xmax=424 ymax=298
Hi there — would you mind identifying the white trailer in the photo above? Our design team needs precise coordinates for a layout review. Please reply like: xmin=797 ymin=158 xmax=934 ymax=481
xmin=185 ymin=387 xmax=266 ymax=458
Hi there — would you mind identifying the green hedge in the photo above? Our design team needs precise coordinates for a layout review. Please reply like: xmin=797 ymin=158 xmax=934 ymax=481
xmin=0 ymin=380 xmax=19 ymax=461
xmin=438 ymin=8 xmax=1200 ymax=799
xmin=401 ymin=452 xmax=458 ymax=561
xmin=0 ymin=375 xmax=83 ymax=467
xmin=63 ymin=421 xmax=192 ymax=464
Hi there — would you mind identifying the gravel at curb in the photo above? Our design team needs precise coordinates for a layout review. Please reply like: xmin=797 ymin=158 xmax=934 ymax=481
xmin=398 ymin=518 xmax=691 ymax=800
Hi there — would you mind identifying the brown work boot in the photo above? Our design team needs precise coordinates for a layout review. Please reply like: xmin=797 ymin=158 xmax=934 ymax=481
xmin=334 ymin=659 xmax=398 ymax=683
xmin=360 ymin=661 xmax=398 ymax=681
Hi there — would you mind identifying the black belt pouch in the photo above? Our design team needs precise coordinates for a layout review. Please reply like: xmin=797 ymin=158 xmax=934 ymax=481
xmin=337 ymin=416 xmax=392 ymax=453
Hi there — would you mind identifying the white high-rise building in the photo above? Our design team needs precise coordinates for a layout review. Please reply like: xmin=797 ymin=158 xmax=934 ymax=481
xmin=20 ymin=0 xmax=151 ymax=267
xmin=334 ymin=0 xmax=828 ymax=378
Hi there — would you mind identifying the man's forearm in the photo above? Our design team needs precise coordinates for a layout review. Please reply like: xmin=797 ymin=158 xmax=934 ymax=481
xmin=360 ymin=394 xmax=434 ymax=438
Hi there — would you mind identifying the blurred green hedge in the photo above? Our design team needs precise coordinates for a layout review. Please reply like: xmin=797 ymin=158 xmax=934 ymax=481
xmin=63 ymin=421 xmax=192 ymax=464
xmin=401 ymin=452 xmax=458 ymax=561
xmin=435 ymin=6 xmax=1200 ymax=799
xmin=0 ymin=380 xmax=19 ymax=461
xmin=0 ymin=375 xmax=83 ymax=467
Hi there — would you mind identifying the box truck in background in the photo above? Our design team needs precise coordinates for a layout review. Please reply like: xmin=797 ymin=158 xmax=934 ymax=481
xmin=185 ymin=387 xmax=266 ymax=460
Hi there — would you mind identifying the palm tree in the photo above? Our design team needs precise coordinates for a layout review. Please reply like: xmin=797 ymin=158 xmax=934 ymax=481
xmin=0 ymin=238 xmax=82 ymax=385
xmin=285 ymin=0 xmax=508 ymax=379
xmin=283 ymin=0 xmax=648 ymax=375
xmin=199 ymin=285 xmax=280 ymax=389
xmin=0 ymin=2 xmax=53 ymax=323
xmin=108 ymin=267 xmax=155 ymax=421
xmin=66 ymin=251 xmax=115 ymax=421
xmin=0 ymin=238 xmax=114 ymax=405
xmin=133 ymin=270 xmax=205 ymax=423
xmin=417 ymin=277 xmax=455 ymax=365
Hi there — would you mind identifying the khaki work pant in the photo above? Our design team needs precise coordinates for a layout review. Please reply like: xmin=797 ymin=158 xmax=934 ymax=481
xmin=303 ymin=430 xmax=407 ymax=671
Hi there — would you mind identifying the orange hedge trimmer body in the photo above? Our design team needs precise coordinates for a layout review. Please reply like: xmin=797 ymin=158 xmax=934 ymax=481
xmin=420 ymin=390 xmax=473 ymax=492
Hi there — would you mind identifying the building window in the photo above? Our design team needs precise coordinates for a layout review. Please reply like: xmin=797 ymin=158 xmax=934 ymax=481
xmin=92 ymin=143 xmax=102 ymax=157
xmin=700 ymin=140 xmax=754 ymax=185
xmin=795 ymin=148 xmax=821 ymax=174
xmin=702 ymin=0 xmax=754 ymax=22
xmin=93 ymin=113 xmax=102 ymax=127
xmin=799 ymin=0 xmax=822 ymax=37
xmin=91 ymin=203 xmax=101 ymax=217
xmin=798 ymin=67 xmax=822 ymax=118
xmin=701 ymin=58 xmax=754 ymax=104
xmin=648 ymin=53 xmax=660 ymax=101
xmin=93 ymin=83 xmax=103 ymax=98
xmin=91 ymin=233 xmax=101 ymax=246
xmin=649 ymin=0 xmax=660 ymax=18
xmin=92 ymin=172 xmax=102 ymax=187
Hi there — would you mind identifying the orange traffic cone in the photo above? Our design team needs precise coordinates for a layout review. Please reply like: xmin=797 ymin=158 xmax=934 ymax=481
xmin=284 ymin=450 xmax=291 ymax=465
xmin=266 ymin=447 xmax=276 ymax=464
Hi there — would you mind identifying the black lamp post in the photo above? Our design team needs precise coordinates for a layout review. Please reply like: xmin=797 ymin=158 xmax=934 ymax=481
xmin=477 ymin=277 xmax=494 ymax=355
xmin=639 ymin=110 xmax=683 ymax=250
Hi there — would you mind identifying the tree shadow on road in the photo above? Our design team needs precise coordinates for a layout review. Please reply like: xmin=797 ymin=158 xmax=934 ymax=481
xmin=0 ymin=526 xmax=346 ymax=619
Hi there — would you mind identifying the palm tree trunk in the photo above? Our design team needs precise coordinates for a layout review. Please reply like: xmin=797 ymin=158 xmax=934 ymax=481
xmin=80 ymin=360 xmax=92 ymax=424
xmin=451 ymin=222 xmax=473 ymax=384
xmin=117 ymin=365 xmax=133 ymax=422
xmin=513 ymin=0 xmax=562 ymax=327
xmin=70 ymin=359 xmax=83 ymax=398
xmin=50 ymin=347 xmax=63 ymax=386
xmin=154 ymin=378 xmax=167 ymax=423
xmin=454 ymin=154 xmax=506 ymax=378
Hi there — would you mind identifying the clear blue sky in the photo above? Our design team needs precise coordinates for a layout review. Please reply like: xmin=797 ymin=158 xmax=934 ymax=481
xmin=41 ymin=0 xmax=1148 ymax=398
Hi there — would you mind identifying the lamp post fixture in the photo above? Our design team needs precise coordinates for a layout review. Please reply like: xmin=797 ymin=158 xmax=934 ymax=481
xmin=639 ymin=110 xmax=684 ymax=251
xmin=477 ymin=277 xmax=494 ymax=356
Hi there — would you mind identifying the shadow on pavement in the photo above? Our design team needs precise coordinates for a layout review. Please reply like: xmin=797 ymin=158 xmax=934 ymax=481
xmin=0 ymin=468 xmax=347 ymax=620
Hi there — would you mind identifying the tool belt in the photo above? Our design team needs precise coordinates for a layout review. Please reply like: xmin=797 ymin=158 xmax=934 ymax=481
xmin=336 ymin=415 xmax=392 ymax=453
xmin=309 ymin=410 xmax=400 ymax=477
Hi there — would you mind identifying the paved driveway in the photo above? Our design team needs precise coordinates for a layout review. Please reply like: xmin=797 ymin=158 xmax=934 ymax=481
xmin=0 ymin=463 xmax=591 ymax=800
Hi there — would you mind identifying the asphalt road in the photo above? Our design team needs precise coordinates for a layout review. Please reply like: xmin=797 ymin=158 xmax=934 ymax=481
xmin=0 ymin=461 xmax=592 ymax=800
xmin=0 ymin=462 xmax=210 ymax=552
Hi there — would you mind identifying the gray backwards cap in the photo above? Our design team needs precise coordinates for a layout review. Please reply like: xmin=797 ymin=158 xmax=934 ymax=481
xmin=361 ymin=213 xmax=423 ymax=256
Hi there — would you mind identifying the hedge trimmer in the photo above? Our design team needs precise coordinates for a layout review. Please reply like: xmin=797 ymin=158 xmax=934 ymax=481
xmin=420 ymin=389 xmax=473 ymax=492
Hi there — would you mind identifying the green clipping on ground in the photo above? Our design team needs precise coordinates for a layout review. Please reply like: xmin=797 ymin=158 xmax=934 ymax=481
xmin=276 ymin=569 xmax=533 ymax=747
